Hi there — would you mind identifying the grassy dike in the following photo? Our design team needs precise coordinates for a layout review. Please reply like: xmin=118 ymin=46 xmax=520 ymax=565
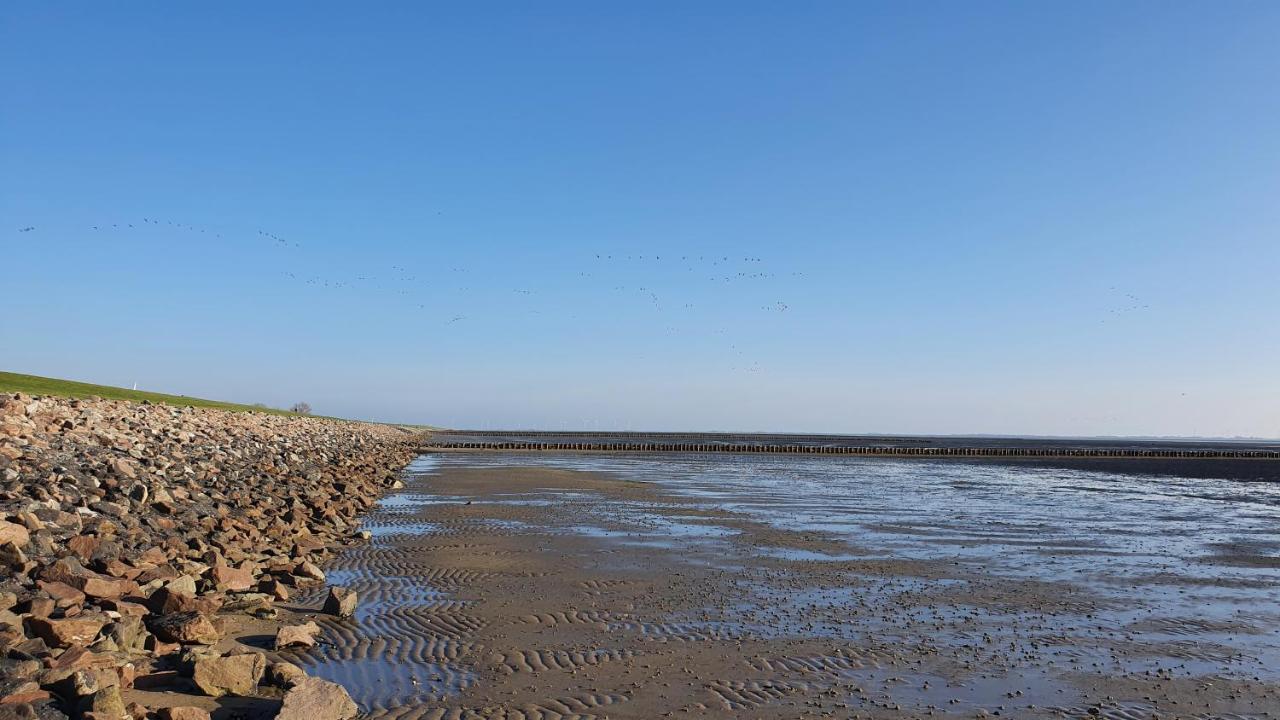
xmin=0 ymin=370 xmax=307 ymax=417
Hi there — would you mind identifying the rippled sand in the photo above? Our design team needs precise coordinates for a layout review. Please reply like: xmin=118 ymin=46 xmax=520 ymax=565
xmin=281 ymin=453 xmax=1280 ymax=719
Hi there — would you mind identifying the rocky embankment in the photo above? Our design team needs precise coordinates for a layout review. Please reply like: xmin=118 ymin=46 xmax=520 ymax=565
xmin=0 ymin=393 xmax=422 ymax=719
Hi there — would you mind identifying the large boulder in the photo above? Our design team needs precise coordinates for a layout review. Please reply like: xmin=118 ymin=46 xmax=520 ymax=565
xmin=276 ymin=677 xmax=358 ymax=720
xmin=192 ymin=652 xmax=265 ymax=697
xmin=148 ymin=612 xmax=220 ymax=645
xmin=36 ymin=581 xmax=85 ymax=608
xmin=145 ymin=586 xmax=220 ymax=615
xmin=26 ymin=615 xmax=106 ymax=647
xmin=322 ymin=586 xmax=357 ymax=618
xmin=81 ymin=685 xmax=128 ymax=719
xmin=266 ymin=661 xmax=307 ymax=688
xmin=0 ymin=521 xmax=29 ymax=547
xmin=293 ymin=561 xmax=325 ymax=583
xmin=80 ymin=575 xmax=135 ymax=600
xmin=274 ymin=622 xmax=321 ymax=649
xmin=209 ymin=563 xmax=254 ymax=592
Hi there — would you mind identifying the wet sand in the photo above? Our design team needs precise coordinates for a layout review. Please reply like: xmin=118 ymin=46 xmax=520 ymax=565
xmin=283 ymin=455 xmax=1280 ymax=719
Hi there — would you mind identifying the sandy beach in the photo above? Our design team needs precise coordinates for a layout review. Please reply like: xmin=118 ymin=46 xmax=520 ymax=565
xmin=281 ymin=453 xmax=1280 ymax=719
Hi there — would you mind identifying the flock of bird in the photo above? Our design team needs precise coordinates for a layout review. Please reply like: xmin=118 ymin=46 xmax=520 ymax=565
xmin=12 ymin=220 xmax=1160 ymax=378
xmin=85 ymin=217 xmax=234 ymax=238
xmin=1102 ymin=287 xmax=1151 ymax=321
xmin=16 ymin=218 xmax=793 ymax=374
xmin=12 ymin=221 xmax=787 ymax=336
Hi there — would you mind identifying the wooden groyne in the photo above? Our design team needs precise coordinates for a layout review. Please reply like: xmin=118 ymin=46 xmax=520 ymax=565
xmin=421 ymin=441 xmax=1280 ymax=459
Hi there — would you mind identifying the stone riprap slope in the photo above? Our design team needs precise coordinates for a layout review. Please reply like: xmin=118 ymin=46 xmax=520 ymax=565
xmin=0 ymin=393 xmax=421 ymax=719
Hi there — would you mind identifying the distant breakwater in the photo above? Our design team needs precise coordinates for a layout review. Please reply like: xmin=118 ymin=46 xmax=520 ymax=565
xmin=421 ymin=441 xmax=1280 ymax=459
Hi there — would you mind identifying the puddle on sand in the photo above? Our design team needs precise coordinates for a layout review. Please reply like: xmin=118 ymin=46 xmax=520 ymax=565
xmin=299 ymin=654 xmax=476 ymax=713
xmin=758 ymin=547 xmax=865 ymax=562
xmin=360 ymin=519 xmax=442 ymax=538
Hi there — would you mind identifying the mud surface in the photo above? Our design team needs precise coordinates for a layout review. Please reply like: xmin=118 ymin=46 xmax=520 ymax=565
xmin=289 ymin=453 xmax=1280 ymax=719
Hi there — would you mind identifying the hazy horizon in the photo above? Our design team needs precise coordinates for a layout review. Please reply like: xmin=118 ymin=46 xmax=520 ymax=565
xmin=7 ymin=366 xmax=1280 ymax=443
xmin=4 ymin=3 xmax=1279 ymax=438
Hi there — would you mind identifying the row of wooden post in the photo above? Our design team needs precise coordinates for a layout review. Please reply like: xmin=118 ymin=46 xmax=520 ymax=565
xmin=421 ymin=441 xmax=1280 ymax=459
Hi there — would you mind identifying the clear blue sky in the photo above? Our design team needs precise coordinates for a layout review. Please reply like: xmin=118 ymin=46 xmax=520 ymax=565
xmin=3 ymin=2 xmax=1278 ymax=437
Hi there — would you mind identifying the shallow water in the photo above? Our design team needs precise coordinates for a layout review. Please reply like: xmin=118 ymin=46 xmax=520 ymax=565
xmin=429 ymin=452 xmax=1280 ymax=671
xmin=298 ymin=452 xmax=1280 ymax=716
xmin=441 ymin=452 xmax=1280 ymax=565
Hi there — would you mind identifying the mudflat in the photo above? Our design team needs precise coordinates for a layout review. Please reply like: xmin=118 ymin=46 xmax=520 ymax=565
xmin=284 ymin=454 xmax=1280 ymax=719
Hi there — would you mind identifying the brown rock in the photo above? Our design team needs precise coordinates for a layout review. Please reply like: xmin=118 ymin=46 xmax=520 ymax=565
xmin=274 ymin=621 xmax=321 ymax=649
xmin=81 ymin=575 xmax=136 ymax=600
xmin=104 ymin=615 xmax=147 ymax=653
xmin=260 ymin=577 xmax=289 ymax=601
xmin=101 ymin=559 xmax=134 ymax=579
xmin=144 ymin=586 xmax=191 ymax=615
xmin=164 ymin=575 xmax=199 ymax=596
xmin=294 ymin=561 xmax=325 ymax=582
xmin=0 ymin=397 xmax=23 ymax=416
xmin=98 ymin=598 xmax=149 ymax=617
xmin=30 ymin=508 xmax=79 ymax=535
xmin=50 ymin=667 xmax=102 ymax=697
xmin=26 ymin=615 xmax=106 ymax=647
xmin=67 ymin=534 xmax=101 ymax=561
xmin=0 ymin=521 xmax=29 ymax=547
xmin=83 ymin=684 xmax=128 ymax=720
xmin=0 ymin=657 xmax=40 ymax=680
xmin=111 ymin=458 xmax=138 ymax=479
xmin=0 ymin=623 xmax=26 ymax=648
xmin=158 ymin=709 xmax=212 ymax=720
xmin=145 ymin=586 xmax=220 ymax=615
xmin=118 ymin=663 xmax=137 ymax=690
xmin=276 ymin=677 xmax=358 ymax=720
xmin=40 ymin=557 xmax=86 ymax=585
xmin=37 ymin=580 xmax=86 ymax=608
xmin=192 ymin=652 xmax=265 ymax=697
xmin=46 ymin=644 xmax=105 ymax=673
xmin=0 ymin=542 xmax=28 ymax=572
xmin=219 ymin=593 xmax=274 ymax=617
xmin=0 ymin=679 xmax=48 ymax=705
xmin=144 ymin=636 xmax=180 ymax=655
xmin=209 ymin=563 xmax=254 ymax=592
xmin=322 ymin=586 xmax=357 ymax=617
xmin=138 ymin=547 xmax=168 ymax=564
xmin=23 ymin=597 xmax=54 ymax=619
xmin=266 ymin=661 xmax=307 ymax=688
xmin=148 ymin=612 xmax=220 ymax=645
